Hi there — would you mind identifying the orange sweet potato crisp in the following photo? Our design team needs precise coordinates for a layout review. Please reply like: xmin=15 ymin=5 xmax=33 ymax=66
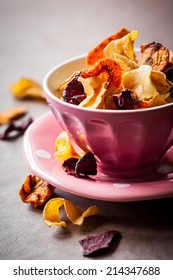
xmin=86 ymin=27 xmax=129 ymax=65
xmin=81 ymin=58 xmax=122 ymax=89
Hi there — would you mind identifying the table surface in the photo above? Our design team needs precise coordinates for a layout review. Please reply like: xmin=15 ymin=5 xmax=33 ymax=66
xmin=1 ymin=0 xmax=173 ymax=260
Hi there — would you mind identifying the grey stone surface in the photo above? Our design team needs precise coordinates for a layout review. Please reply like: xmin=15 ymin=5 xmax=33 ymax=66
xmin=0 ymin=0 xmax=173 ymax=260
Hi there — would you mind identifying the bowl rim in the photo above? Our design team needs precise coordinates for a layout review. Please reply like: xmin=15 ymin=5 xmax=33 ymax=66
xmin=43 ymin=51 xmax=173 ymax=114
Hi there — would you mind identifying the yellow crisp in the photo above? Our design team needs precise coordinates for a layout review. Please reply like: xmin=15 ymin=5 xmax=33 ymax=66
xmin=78 ymin=76 xmax=107 ymax=109
xmin=151 ymin=70 xmax=172 ymax=97
xmin=103 ymin=30 xmax=138 ymax=62
xmin=10 ymin=77 xmax=45 ymax=99
xmin=0 ymin=106 xmax=26 ymax=125
xmin=113 ymin=53 xmax=139 ymax=74
xmin=54 ymin=131 xmax=80 ymax=163
xmin=43 ymin=198 xmax=100 ymax=227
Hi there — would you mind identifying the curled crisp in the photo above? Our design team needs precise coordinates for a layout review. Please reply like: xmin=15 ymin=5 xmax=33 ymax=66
xmin=19 ymin=175 xmax=55 ymax=208
xmin=10 ymin=77 xmax=45 ymax=99
xmin=43 ymin=198 xmax=100 ymax=227
xmin=0 ymin=107 xmax=27 ymax=125
xmin=86 ymin=27 xmax=129 ymax=65
xmin=81 ymin=58 xmax=122 ymax=89
xmin=139 ymin=42 xmax=170 ymax=72
xmin=54 ymin=131 xmax=81 ymax=163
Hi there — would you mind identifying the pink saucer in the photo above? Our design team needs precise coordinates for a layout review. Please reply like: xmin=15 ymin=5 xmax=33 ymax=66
xmin=23 ymin=111 xmax=173 ymax=202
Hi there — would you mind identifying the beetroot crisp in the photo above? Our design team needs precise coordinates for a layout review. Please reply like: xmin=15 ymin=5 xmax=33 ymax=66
xmin=79 ymin=230 xmax=122 ymax=256
xmin=113 ymin=89 xmax=140 ymax=109
xmin=0 ymin=117 xmax=33 ymax=140
xmin=62 ymin=158 xmax=78 ymax=176
xmin=62 ymin=152 xmax=97 ymax=177
xmin=63 ymin=72 xmax=86 ymax=105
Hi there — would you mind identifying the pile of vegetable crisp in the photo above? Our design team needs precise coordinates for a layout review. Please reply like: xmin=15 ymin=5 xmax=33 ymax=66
xmin=57 ymin=27 xmax=173 ymax=110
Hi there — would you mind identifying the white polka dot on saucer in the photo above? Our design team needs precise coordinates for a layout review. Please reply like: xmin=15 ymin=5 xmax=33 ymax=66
xmin=36 ymin=149 xmax=51 ymax=159
xmin=113 ymin=183 xmax=131 ymax=188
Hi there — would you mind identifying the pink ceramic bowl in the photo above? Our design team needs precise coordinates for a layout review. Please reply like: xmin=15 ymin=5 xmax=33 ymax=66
xmin=43 ymin=54 xmax=173 ymax=178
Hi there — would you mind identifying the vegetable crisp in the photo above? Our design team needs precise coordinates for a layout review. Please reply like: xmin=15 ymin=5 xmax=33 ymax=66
xmin=79 ymin=230 xmax=122 ymax=256
xmin=0 ymin=117 xmax=33 ymax=140
xmin=0 ymin=107 xmax=27 ymax=125
xmin=19 ymin=175 xmax=55 ymax=207
xmin=10 ymin=77 xmax=45 ymax=99
xmin=43 ymin=198 xmax=100 ymax=227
